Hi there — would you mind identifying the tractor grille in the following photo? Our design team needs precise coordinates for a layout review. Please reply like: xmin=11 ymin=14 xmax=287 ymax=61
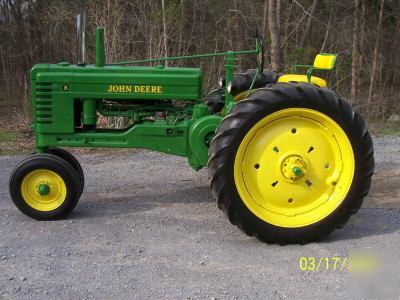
xmin=35 ymin=82 xmax=53 ymax=124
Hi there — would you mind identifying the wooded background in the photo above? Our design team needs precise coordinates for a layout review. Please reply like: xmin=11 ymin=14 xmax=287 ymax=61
xmin=0 ymin=0 xmax=399 ymax=125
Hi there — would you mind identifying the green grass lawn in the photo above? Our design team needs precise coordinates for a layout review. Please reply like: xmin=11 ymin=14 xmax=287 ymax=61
xmin=0 ymin=128 xmax=32 ymax=155
xmin=370 ymin=122 xmax=400 ymax=137
xmin=0 ymin=129 xmax=18 ymax=141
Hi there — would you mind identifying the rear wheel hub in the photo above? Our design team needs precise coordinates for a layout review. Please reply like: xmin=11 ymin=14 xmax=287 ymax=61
xmin=280 ymin=155 xmax=306 ymax=181
xmin=234 ymin=108 xmax=355 ymax=228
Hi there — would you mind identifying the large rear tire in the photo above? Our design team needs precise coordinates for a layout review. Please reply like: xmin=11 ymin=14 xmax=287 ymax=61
xmin=208 ymin=83 xmax=374 ymax=244
xmin=205 ymin=69 xmax=279 ymax=114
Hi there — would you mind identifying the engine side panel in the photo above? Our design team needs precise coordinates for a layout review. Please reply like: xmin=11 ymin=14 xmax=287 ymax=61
xmin=30 ymin=64 xmax=203 ymax=135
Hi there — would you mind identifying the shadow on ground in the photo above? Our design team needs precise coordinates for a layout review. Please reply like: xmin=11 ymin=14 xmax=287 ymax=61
xmin=70 ymin=184 xmax=213 ymax=218
xmin=69 ymin=180 xmax=400 ymax=244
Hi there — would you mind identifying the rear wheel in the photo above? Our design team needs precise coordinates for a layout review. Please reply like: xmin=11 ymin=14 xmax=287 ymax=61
xmin=9 ymin=154 xmax=81 ymax=220
xmin=208 ymin=83 xmax=374 ymax=244
xmin=205 ymin=69 xmax=279 ymax=114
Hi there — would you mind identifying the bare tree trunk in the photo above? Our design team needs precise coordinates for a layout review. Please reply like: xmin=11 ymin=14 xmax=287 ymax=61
xmin=389 ymin=3 xmax=400 ymax=109
xmin=178 ymin=0 xmax=185 ymax=58
xmin=299 ymin=0 xmax=319 ymax=49
xmin=262 ymin=0 xmax=268 ymax=35
xmin=161 ymin=0 xmax=168 ymax=66
xmin=320 ymin=3 xmax=332 ymax=53
xmin=268 ymin=0 xmax=282 ymax=71
xmin=351 ymin=0 xmax=364 ymax=108
xmin=367 ymin=0 xmax=385 ymax=119
xmin=276 ymin=0 xmax=281 ymax=32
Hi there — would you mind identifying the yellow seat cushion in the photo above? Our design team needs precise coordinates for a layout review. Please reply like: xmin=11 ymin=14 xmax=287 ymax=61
xmin=278 ymin=74 xmax=327 ymax=87
xmin=313 ymin=54 xmax=336 ymax=70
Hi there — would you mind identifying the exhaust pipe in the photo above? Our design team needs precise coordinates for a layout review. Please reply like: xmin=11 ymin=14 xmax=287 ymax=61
xmin=76 ymin=10 xmax=87 ymax=65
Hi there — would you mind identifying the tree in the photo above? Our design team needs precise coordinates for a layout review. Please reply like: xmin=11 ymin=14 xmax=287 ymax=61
xmin=0 ymin=0 xmax=400 ymax=126
xmin=351 ymin=0 xmax=365 ymax=109
xmin=267 ymin=0 xmax=283 ymax=71
xmin=367 ymin=0 xmax=385 ymax=119
xmin=299 ymin=0 xmax=319 ymax=49
xmin=161 ymin=0 xmax=168 ymax=66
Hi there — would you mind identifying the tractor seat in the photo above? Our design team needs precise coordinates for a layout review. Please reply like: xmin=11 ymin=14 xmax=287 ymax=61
xmin=278 ymin=74 xmax=327 ymax=87
xmin=278 ymin=53 xmax=337 ymax=88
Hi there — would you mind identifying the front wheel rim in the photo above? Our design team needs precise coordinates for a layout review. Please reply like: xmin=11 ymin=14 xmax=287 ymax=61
xmin=21 ymin=169 xmax=67 ymax=211
xmin=234 ymin=108 xmax=355 ymax=228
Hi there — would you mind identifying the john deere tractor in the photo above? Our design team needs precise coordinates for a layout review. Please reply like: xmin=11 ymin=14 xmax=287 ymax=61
xmin=9 ymin=13 xmax=374 ymax=244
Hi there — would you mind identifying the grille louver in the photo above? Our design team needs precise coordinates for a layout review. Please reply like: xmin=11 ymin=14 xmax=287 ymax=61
xmin=35 ymin=82 xmax=53 ymax=124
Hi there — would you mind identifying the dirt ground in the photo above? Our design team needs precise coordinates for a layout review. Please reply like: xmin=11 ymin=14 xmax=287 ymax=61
xmin=0 ymin=136 xmax=399 ymax=299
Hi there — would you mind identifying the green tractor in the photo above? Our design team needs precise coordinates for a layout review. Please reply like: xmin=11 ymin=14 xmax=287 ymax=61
xmin=9 ymin=13 xmax=374 ymax=244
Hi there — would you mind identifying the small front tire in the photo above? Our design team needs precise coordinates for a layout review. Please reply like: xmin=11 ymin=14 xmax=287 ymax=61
xmin=9 ymin=154 xmax=81 ymax=220
xmin=45 ymin=148 xmax=85 ymax=196
xmin=29 ymin=148 xmax=85 ymax=196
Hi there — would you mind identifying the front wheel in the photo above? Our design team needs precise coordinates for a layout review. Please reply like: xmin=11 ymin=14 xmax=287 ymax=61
xmin=45 ymin=148 xmax=84 ymax=196
xmin=9 ymin=154 xmax=81 ymax=220
xmin=208 ymin=83 xmax=374 ymax=244
xmin=29 ymin=148 xmax=85 ymax=196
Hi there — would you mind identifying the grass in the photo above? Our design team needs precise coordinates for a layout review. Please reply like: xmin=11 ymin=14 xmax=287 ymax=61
xmin=0 ymin=129 xmax=18 ymax=141
xmin=369 ymin=122 xmax=400 ymax=137
xmin=0 ymin=128 xmax=33 ymax=155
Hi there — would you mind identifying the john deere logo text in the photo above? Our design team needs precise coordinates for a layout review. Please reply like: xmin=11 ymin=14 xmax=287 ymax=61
xmin=107 ymin=84 xmax=162 ymax=94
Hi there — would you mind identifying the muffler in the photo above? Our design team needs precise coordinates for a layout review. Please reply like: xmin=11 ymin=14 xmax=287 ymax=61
xmin=76 ymin=9 xmax=87 ymax=65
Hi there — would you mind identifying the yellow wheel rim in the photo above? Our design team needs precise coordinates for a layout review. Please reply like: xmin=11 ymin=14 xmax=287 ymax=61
xmin=21 ymin=169 xmax=67 ymax=211
xmin=234 ymin=108 xmax=354 ymax=228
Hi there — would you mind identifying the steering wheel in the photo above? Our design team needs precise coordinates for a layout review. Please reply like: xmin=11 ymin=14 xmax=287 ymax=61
xmin=255 ymin=29 xmax=265 ymax=71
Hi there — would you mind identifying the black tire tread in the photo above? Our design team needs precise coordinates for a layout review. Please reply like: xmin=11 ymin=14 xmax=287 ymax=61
xmin=45 ymin=147 xmax=85 ymax=196
xmin=9 ymin=153 xmax=81 ymax=220
xmin=205 ymin=69 xmax=280 ymax=114
xmin=208 ymin=82 xmax=374 ymax=244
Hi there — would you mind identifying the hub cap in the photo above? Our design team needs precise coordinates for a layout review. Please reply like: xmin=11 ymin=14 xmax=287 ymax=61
xmin=38 ymin=183 xmax=51 ymax=196
xmin=21 ymin=169 xmax=67 ymax=211
xmin=234 ymin=108 xmax=355 ymax=227
xmin=280 ymin=155 xmax=307 ymax=181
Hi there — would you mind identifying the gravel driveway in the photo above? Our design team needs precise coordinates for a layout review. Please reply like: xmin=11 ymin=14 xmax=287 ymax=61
xmin=0 ymin=136 xmax=399 ymax=299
